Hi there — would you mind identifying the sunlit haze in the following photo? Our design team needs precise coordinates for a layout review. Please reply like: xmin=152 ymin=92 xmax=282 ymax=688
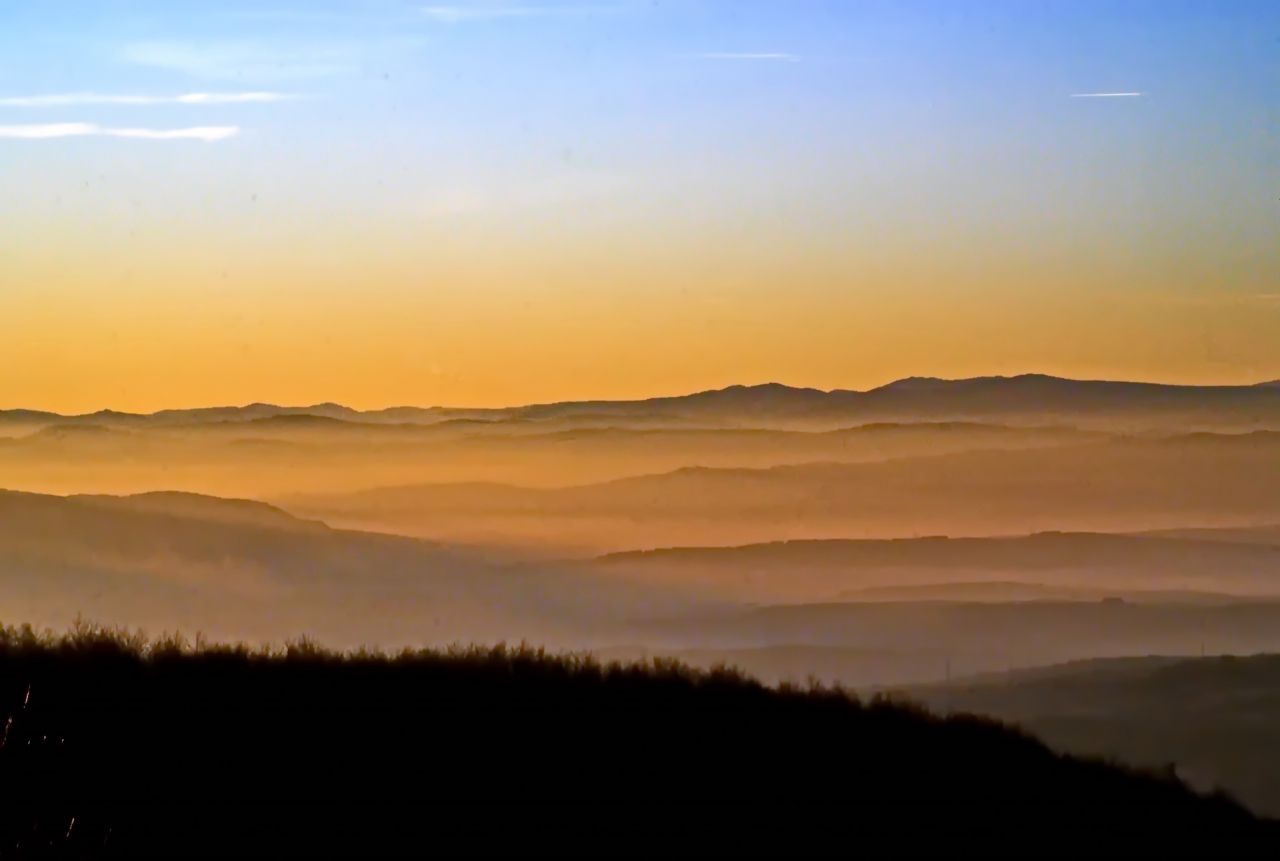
xmin=1 ymin=1 xmax=1277 ymax=412
xmin=7 ymin=6 xmax=1280 ymax=846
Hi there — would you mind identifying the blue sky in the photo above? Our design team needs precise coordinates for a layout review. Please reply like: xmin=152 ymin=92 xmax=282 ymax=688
xmin=2 ymin=1 xmax=1274 ymax=240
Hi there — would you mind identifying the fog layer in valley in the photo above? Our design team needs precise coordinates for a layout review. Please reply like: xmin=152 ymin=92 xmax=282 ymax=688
xmin=2 ymin=375 xmax=1279 ymax=690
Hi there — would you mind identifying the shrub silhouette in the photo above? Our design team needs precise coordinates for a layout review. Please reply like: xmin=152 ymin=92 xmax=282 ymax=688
xmin=0 ymin=621 xmax=1271 ymax=857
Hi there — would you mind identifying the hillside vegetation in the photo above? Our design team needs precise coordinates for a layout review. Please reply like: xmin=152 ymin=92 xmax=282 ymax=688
xmin=0 ymin=624 xmax=1271 ymax=857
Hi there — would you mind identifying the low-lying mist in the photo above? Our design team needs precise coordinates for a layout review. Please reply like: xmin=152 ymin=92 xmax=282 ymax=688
xmin=1 ymin=377 xmax=1279 ymax=691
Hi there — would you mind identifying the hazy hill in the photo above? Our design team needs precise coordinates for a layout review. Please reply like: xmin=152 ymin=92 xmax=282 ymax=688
xmin=27 ymin=423 xmax=120 ymax=439
xmin=593 ymin=643 xmax=1193 ymax=691
xmin=835 ymin=582 xmax=1265 ymax=603
xmin=1141 ymin=525 xmax=1280 ymax=546
xmin=10 ymin=490 xmax=1280 ymax=683
xmin=72 ymin=490 xmax=323 ymax=531
xmin=279 ymin=432 xmax=1280 ymax=552
xmin=0 ymin=416 xmax=1094 ymax=498
xmin=620 ymin=601 xmax=1280 ymax=687
xmin=595 ymin=531 xmax=1280 ymax=602
xmin=5 ymin=378 xmax=1275 ymax=502
xmin=0 ymin=490 xmax=698 ymax=647
xmin=910 ymin=654 xmax=1280 ymax=818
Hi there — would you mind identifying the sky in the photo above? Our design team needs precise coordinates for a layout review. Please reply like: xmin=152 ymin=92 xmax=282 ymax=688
xmin=0 ymin=1 xmax=1277 ymax=412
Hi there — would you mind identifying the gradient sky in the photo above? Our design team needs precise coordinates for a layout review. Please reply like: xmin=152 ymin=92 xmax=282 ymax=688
xmin=1 ymin=1 xmax=1277 ymax=412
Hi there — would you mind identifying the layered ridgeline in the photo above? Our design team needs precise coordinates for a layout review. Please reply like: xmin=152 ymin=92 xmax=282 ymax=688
xmin=0 ymin=628 xmax=1270 ymax=856
xmin=4 ymin=376 xmax=1277 ymax=556
xmin=0 ymin=489 xmax=703 ymax=649
xmin=594 ymin=531 xmax=1280 ymax=603
xmin=280 ymin=433 xmax=1280 ymax=552
xmin=1 ymin=375 xmax=1278 ymax=504
xmin=5 ymin=489 xmax=1280 ymax=688
xmin=4 ymin=377 xmax=1280 ymax=779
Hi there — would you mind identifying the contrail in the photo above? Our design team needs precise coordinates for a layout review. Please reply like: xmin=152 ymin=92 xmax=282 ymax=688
xmin=1070 ymin=92 xmax=1142 ymax=98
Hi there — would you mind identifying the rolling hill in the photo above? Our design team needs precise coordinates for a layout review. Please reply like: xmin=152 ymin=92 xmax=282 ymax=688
xmin=610 ymin=601 xmax=1280 ymax=688
xmin=0 ymin=489 xmax=700 ymax=647
xmin=595 ymin=530 xmax=1280 ymax=602
xmin=278 ymin=432 xmax=1280 ymax=552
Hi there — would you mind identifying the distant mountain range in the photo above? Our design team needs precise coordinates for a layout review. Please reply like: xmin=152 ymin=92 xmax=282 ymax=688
xmin=4 ymin=374 xmax=1280 ymax=428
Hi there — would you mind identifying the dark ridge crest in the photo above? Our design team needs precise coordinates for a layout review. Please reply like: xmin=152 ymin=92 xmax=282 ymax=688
xmin=0 ymin=623 xmax=1269 ymax=856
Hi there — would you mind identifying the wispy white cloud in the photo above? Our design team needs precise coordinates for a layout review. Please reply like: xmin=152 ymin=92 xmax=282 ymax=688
xmin=120 ymin=41 xmax=358 ymax=81
xmin=0 ymin=123 xmax=239 ymax=141
xmin=0 ymin=92 xmax=292 ymax=107
xmin=103 ymin=126 xmax=242 ymax=140
xmin=694 ymin=53 xmax=800 ymax=62
xmin=1070 ymin=92 xmax=1142 ymax=98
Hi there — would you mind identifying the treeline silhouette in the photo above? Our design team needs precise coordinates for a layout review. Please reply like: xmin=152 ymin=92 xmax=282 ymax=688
xmin=0 ymin=623 xmax=1272 ymax=858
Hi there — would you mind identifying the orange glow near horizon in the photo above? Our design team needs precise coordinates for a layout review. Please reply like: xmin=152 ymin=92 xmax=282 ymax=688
xmin=3 ymin=0 xmax=1277 ymax=415
xmin=4 ymin=241 xmax=1278 ymax=414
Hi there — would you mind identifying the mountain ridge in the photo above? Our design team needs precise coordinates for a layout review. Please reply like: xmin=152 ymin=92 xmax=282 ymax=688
xmin=4 ymin=374 xmax=1279 ymax=426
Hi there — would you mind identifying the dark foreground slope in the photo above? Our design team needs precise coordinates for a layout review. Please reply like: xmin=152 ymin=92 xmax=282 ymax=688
xmin=0 ymin=627 xmax=1271 ymax=857
xmin=911 ymin=654 xmax=1280 ymax=818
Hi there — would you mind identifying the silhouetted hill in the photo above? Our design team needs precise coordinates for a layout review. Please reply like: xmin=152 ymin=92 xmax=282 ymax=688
xmin=0 ymin=409 xmax=60 ymax=426
xmin=0 ymin=628 xmax=1268 ymax=856
xmin=514 ymin=375 xmax=1280 ymax=425
xmin=513 ymin=381 xmax=835 ymax=420
xmin=5 ymin=373 xmax=1279 ymax=431
xmin=844 ymin=375 xmax=1280 ymax=425
xmin=911 ymin=654 xmax=1280 ymax=818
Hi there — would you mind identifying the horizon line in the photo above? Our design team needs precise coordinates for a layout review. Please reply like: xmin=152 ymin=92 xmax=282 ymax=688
xmin=3 ymin=373 xmax=1278 ymax=418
